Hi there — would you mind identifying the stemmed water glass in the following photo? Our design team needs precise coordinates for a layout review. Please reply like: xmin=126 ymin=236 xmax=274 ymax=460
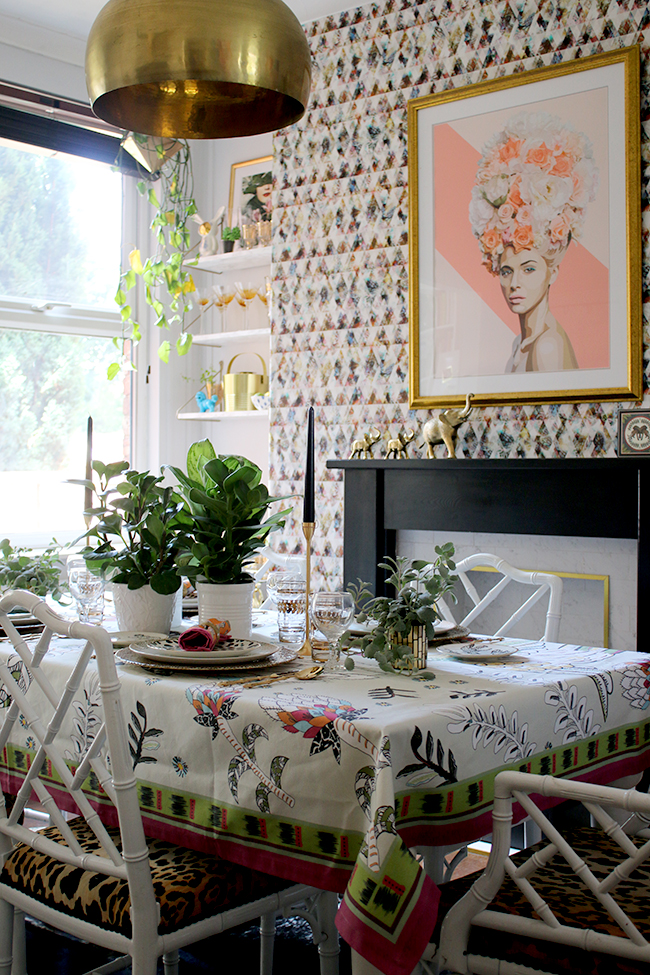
xmin=67 ymin=559 xmax=106 ymax=624
xmin=257 ymin=276 xmax=272 ymax=323
xmin=212 ymin=284 xmax=235 ymax=332
xmin=234 ymin=281 xmax=258 ymax=330
xmin=311 ymin=591 xmax=355 ymax=669
xmin=264 ymin=558 xmax=305 ymax=607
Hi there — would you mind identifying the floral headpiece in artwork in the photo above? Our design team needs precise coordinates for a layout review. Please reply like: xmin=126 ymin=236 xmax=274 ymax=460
xmin=469 ymin=111 xmax=599 ymax=275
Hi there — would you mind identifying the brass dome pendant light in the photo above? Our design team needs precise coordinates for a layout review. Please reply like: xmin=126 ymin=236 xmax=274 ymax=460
xmin=85 ymin=0 xmax=312 ymax=139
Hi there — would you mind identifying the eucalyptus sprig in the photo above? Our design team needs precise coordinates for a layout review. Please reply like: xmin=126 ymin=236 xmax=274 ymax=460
xmin=344 ymin=546 xmax=457 ymax=672
xmin=111 ymin=139 xmax=201 ymax=379
xmin=0 ymin=538 xmax=67 ymax=603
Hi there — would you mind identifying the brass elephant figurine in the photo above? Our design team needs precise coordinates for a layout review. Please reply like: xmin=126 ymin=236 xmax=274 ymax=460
xmin=422 ymin=393 xmax=474 ymax=458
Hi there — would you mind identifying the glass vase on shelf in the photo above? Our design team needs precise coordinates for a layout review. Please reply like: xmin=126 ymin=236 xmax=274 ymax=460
xmin=257 ymin=217 xmax=272 ymax=247
xmin=240 ymin=211 xmax=258 ymax=250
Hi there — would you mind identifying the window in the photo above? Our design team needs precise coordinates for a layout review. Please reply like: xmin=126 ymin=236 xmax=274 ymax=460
xmin=0 ymin=136 xmax=128 ymax=547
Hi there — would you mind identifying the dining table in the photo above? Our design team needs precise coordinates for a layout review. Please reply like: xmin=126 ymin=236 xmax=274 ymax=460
xmin=1 ymin=614 xmax=650 ymax=975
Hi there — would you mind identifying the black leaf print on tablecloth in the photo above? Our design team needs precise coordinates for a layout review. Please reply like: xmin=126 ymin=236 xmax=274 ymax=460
xmin=310 ymin=723 xmax=342 ymax=763
xmin=128 ymin=700 xmax=163 ymax=769
xmin=397 ymin=725 xmax=457 ymax=783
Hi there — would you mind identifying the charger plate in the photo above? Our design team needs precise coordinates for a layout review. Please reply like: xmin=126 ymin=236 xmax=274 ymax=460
xmin=128 ymin=638 xmax=274 ymax=665
xmin=117 ymin=643 xmax=298 ymax=674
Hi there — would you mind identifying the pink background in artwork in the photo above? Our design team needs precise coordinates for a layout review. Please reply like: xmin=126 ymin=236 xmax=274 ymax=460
xmin=433 ymin=124 xmax=610 ymax=370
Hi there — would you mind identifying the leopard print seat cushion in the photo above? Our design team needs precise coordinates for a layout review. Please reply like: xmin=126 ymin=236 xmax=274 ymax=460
xmin=434 ymin=827 xmax=650 ymax=975
xmin=1 ymin=818 xmax=292 ymax=937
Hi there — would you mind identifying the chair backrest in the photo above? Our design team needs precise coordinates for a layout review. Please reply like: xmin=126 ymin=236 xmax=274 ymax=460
xmin=439 ymin=771 xmax=650 ymax=973
xmin=0 ymin=590 xmax=156 ymax=924
xmin=438 ymin=552 xmax=563 ymax=642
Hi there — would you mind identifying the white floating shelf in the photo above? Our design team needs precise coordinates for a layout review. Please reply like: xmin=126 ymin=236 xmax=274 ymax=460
xmin=191 ymin=328 xmax=270 ymax=347
xmin=177 ymin=409 xmax=269 ymax=421
xmin=192 ymin=246 xmax=272 ymax=273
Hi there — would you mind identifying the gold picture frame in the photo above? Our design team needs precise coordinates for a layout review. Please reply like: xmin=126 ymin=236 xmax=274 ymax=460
xmin=408 ymin=47 xmax=642 ymax=409
xmin=228 ymin=155 xmax=273 ymax=222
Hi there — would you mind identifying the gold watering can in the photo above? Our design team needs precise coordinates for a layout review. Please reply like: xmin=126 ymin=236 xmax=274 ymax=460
xmin=223 ymin=353 xmax=268 ymax=412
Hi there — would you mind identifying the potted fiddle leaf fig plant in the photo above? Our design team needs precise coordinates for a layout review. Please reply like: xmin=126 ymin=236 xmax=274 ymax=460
xmin=344 ymin=546 xmax=458 ymax=673
xmin=168 ymin=439 xmax=291 ymax=637
xmin=71 ymin=461 xmax=194 ymax=633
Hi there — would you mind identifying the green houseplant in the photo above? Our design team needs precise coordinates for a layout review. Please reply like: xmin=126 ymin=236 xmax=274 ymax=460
xmin=0 ymin=538 xmax=67 ymax=603
xmin=112 ymin=138 xmax=202 ymax=379
xmin=168 ymin=439 xmax=290 ymax=636
xmin=71 ymin=461 xmax=194 ymax=632
xmin=221 ymin=225 xmax=241 ymax=252
xmin=345 ymin=546 xmax=457 ymax=672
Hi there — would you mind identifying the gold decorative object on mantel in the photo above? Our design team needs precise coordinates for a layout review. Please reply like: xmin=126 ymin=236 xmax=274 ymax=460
xmin=85 ymin=0 xmax=312 ymax=139
xmin=384 ymin=429 xmax=414 ymax=460
xmin=422 ymin=393 xmax=474 ymax=459
xmin=350 ymin=428 xmax=381 ymax=459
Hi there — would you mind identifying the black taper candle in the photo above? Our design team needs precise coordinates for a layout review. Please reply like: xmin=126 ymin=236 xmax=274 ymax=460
xmin=84 ymin=416 xmax=93 ymax=525
xmin=303 ymin=406 xmax=315 ymax=523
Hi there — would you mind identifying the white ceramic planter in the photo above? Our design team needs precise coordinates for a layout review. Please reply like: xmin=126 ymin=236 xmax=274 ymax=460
xmin=112 ymin=583 xmax=178 ymax=635
xmin=197 ymin=580 xmax=255 ymax=639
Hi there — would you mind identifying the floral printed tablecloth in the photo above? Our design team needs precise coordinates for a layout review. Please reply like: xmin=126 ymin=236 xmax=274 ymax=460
xmin=1 ymin=636 xmax=650 ymax=975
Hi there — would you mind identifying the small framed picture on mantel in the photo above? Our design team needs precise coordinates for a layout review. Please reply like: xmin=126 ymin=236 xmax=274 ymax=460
xmin=617 ymin=408 xmax=650 ymax=456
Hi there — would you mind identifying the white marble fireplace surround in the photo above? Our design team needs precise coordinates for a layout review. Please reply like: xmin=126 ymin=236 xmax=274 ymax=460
xmin=398 ymin=530 xmax=637 ymax=652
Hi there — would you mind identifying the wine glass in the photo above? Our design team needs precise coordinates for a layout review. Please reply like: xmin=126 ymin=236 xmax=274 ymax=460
xmin=264 ymin=558 xmax=305 ymax=607
xmin=67 ymin=559 xmax=106 ymax=624
xmin=257 ymin=276 xmax=272 ymax=323
xmin=311 ymin=591 xmax=355 ymax=669
xmin=234 ymin=281 xmax=258 ymax=330
xmin=212 ymin=284 xmax=235 ymax=332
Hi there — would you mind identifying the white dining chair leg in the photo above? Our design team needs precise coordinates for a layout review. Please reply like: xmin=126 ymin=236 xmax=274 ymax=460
xmin=259 ymin=910 xmax=277 ymax=975
xmin=0 ymin=899 xmax=14 ymax=975
xmin=315 ymin=891 xmax=340 ymax=975
xmin=162 ymin=949 xmax=180 ymax=975
xmin=9 ymin=911 xmax=24 ymax=975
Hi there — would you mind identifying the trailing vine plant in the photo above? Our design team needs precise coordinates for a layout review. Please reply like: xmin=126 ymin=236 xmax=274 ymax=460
xmin=111 ymin=137 xmax=203 ymax=379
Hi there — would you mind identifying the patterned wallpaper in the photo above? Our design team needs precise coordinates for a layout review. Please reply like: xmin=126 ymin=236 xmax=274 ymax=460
xmin=269 ymin=0 xmax=650 ymax=587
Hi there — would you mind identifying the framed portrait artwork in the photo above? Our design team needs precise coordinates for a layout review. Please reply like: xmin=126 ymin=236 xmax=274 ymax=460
xmin=407 ymin=47 xmax=642 ymax=408
xmin=228 ymin=155 xmax=273 ymax=224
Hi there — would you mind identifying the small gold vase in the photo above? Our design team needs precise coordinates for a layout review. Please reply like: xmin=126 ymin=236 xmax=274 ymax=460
xmin=393 ymin=625 xmax=428 ymax=671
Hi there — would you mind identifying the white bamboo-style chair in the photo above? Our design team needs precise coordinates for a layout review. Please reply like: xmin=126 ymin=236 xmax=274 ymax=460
xmin=438 ymin=552 xmax=563 ymax=643
xmin=0 ymin=591 xmax=339 ymax=975
xmin=429 ymin=771 xmax=650 ymax=975
xmin=416 ymin=555 xmax=563 ymax=886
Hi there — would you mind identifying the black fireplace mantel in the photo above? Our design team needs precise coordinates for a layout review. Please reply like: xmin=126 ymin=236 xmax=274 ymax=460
xmin=326 ymin=457 xmax=650 ymax=649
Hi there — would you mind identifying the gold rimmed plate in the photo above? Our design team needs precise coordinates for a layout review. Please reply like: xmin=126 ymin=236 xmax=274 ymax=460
xmin=116 ymin=643 xmax=299 ymax=674
xmin=128 ymin=638 xmax=275 ymax=665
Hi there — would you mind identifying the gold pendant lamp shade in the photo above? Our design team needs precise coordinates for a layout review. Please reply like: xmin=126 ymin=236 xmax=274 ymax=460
xmin=85 ymin=0 xmax=312 ymax=139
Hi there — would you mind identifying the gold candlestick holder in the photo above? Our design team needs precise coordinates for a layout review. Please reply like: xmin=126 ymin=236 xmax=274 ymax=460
xmin=299 ymin=522 xmax=315 ymax=657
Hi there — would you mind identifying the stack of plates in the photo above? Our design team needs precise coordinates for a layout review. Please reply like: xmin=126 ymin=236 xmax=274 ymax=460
xmin=0 ymin=611 xmax=45 ymax=640
xmin=116 ymin=637 xmax=298 ymax=673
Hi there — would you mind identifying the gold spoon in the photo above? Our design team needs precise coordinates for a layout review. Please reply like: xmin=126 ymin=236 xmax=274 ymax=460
xmin=222 ymin=665 xmax=323 ymax=689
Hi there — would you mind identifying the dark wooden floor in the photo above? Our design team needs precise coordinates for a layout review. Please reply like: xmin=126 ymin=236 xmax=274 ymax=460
xmin=25 ymin=913 xmax=353 ymax=975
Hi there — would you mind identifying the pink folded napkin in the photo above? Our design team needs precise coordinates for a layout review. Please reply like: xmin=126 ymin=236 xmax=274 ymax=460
xmin=178 ymin=627 xmax=216 ymax=652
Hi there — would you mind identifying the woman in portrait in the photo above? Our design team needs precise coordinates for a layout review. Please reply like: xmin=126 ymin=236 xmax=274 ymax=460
xmin=241 ymin=172 xmax=272 ymax=222
xmin=469 ymin=111 xmax=599 ymax=373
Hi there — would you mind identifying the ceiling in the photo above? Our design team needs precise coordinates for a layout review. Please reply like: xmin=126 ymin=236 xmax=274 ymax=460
xmin=0 ymin=0 xmax=350 ymax=39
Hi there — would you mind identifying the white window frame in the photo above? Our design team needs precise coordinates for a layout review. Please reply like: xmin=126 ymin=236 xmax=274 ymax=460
xmin=0 ymin=164 xmax=135 ymax=550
